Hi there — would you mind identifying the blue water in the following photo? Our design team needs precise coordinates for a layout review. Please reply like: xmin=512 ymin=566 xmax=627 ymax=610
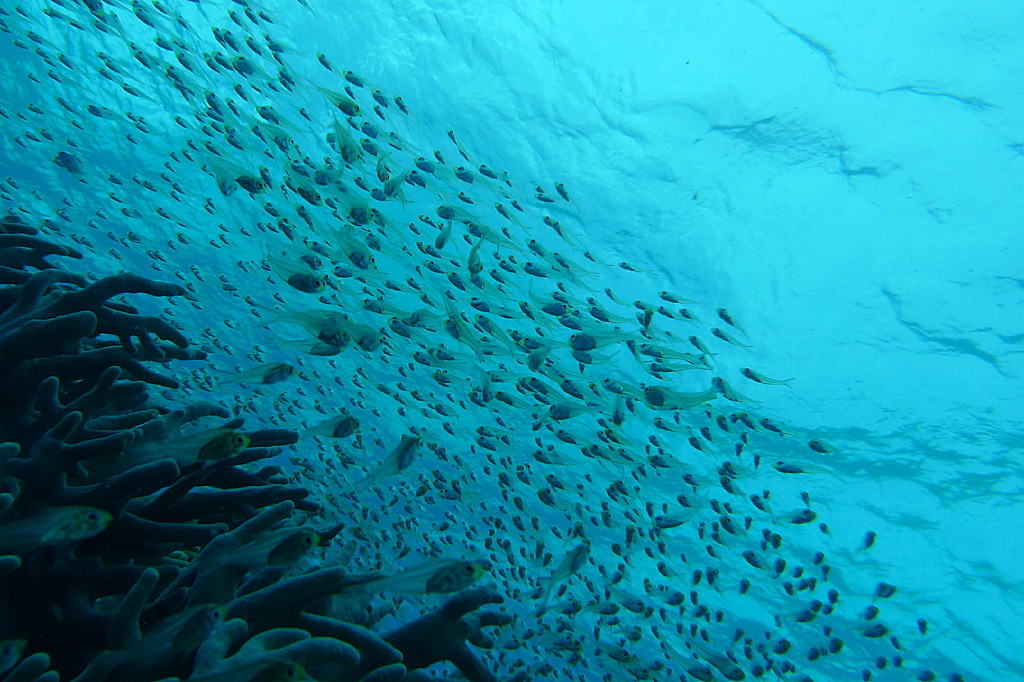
xmin=1 ymin=1 xmax=1021 ymax=681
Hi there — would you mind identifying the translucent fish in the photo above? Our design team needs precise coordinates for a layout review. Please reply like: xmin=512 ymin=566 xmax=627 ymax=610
xmin=567 ymin=329 xmax=630 ymax=352
xmin=0 ymin=506 xmax=112 ymax=554
xmin=329 ymin=117 xmax=362 ymax=165
xmin=360 ymin=433 xmax=421 ymax=484
xmin=531 ymin=402 xmax=593 ymax=431
xmin=436 ymin=204 xmax=480 ymax=224
xmin=304 ymin=412 xmax=360 ymax=439
xmin=193 ymin=524 xmax=317 ymax=577
xmin=205 ymin=157 xmax=265 ymax=196
xmin=808 ymin=439 xmax=836 ymax=454
xmin=643 ymin=384 xmax=718 ymax=411
xmin=220 ymin=362 xmax=295 ymax=386
xmin=526 ymin=341 xmax=555 ymax=371
xmin=54 ymin=151 xmax=83 ymax=175
xmin=172 ymin=604 xmax=226 ymax=654
xmin=317 ymin=86 xmax=361 ymax=116
xmin=270 ymin=309 xmax=352 ymax=343
xmin=652 ymin=508 xmax=700 ymax=530
xmin=716 ymin=307 xmax=746 ymax=334
xmin=79 ymin=604 xmax=226 ymax=681
xmin=267 ymin=528 xmax=320 ymax=565
xmin=125 ymin=426 xmax=249 ymax=466
xmin=358 ymin=559 xmax=484 ymax=595
xmin=659 ymin=290 xmax=699 ymax=305
xmin=535 ymin=543 xmax=590 ymax=613
xmin=641 ymin=343 xmax=707 ymax=363
xmin=740 ymin=367 xmax=793 ymax=386
xmin=197 ymin=429 xmax=251 ymax=461
xmin=381 ymin=170 xmax=411 ymax=205
xmin=711 ymin=327 xmax=753 ymax=349
xmin=264 ymin=244 xmax=327 ymax=293
xmin=688 ymin=640 xmax=747 ymax=681
xmin=711 ymin=377 xmax=758 ymax=403
xmin=772 ymin=460 xmax=842 ymax=481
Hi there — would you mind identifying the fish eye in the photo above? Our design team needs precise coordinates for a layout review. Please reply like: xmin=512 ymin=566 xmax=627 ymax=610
xmin=87 ymin=511 xmax=100 ymax=521
xmin=234 ymin=435 xmax=247 ymax=446
xmin=463 ymin=563 xmax=475 ymax=574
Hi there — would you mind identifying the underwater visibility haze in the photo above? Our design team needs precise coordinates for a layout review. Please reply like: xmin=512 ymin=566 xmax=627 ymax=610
xmin=0 ymin=1 xmax=1021 ymax=682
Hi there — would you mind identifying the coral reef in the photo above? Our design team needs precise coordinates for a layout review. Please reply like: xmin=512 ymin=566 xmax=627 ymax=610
xmin=0 ymin=216 xmax=512 ymax=682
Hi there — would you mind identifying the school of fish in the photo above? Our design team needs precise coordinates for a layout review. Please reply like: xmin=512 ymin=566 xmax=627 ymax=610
xmin=0 ymin=0 xmax=968 ymax=681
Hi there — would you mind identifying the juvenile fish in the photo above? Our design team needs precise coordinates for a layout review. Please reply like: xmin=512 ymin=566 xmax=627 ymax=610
xmin=360 ymin=433 xmax=422 ymax=484
xmin=536 ymin=543 xmax=590 ymax=612
xmin=357 ymin=559 xmax=484 ymax=594
xmin=0 ymin=506 xmax=112 ymax=554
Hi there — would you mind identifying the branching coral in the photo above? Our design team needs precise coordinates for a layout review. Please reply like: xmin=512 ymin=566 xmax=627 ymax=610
xmin=0 ymin=214 xmax=515 ymax=682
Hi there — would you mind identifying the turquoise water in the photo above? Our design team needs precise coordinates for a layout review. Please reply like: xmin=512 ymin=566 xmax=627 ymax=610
xmin=0 ymin=1 xmax=1021 ymax=681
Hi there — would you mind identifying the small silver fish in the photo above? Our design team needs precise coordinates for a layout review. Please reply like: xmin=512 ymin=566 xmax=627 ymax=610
xmin=358 ymin=559 xmax=484 ymax=594
xmin=0 ymin=506 xmax=112 ymax=554
xmin=360 ymin=433 xmax=422 ymax=484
